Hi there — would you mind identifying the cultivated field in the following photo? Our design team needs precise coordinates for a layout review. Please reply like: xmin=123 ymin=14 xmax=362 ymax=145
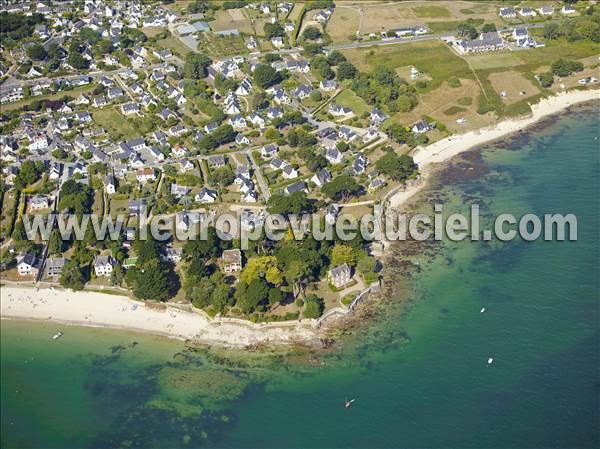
xmin=342 ymin=1 xmax=502 ymax=35
xmin=198 ymin=33 xmax=248 ymax=57
xmin=489 ymin=71 xmax=540 ymax=105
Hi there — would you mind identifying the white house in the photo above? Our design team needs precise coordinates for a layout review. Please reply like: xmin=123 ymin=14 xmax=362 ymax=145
xmin=261 ymin=143 xmax=278 ymax=158
xmin=195 ymin=187 xmax=218 ymax=203
xmin=311 ymin=168 xmax=332 ymax=187
xmin=136 ymin=167 xmax=156 ymax=183
xmin=329 ymin=103 xmax=353 ymax=117
xmin=105 ymin=174 xmax=116 ymax=194
xmin=17 ymin=253 xmax=38 ymax=277
xmin=94 ymin=255 xmax=114 ymax=277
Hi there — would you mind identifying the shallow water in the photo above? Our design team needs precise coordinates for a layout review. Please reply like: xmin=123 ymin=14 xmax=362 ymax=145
xmin=2 ymin=106 xmax=599 ymax=449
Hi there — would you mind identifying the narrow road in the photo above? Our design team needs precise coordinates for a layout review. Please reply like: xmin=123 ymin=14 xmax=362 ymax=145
xmin=246 ymin=150 xmax=271 ymax=201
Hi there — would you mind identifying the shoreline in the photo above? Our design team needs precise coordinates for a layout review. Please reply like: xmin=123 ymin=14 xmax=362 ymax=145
xmin=1 ymin=89 xmax=598 ymax=347
xmin=0 ymin=286 xmax=319 ymax=347
xmin=386 ymin=89 xmax=599 ymax=210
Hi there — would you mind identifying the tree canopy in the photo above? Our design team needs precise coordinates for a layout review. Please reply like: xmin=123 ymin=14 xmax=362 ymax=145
xmin=375 ymin=152 xmax=418 ymax=181
xmin=322 ymin=175 xmax=361 ymax=201
xmin=253 ymin=64 xmax=281 ymax=89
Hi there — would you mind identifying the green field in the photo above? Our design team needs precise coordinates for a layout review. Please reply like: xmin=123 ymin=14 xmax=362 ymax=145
xmin=92 ymin=108 xmax=138 ymax=140
xmin=335 ymin=89 xmax=371 ymax=115
xmin=412 ymin=5 xmax=451 ymax=18
xmin=157 ymin=35 xmax=191 ymax=57
xmin=343 ymin=41 xmax=474 ymax=91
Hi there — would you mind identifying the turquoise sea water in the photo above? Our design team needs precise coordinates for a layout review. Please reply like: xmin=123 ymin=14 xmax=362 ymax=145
xmin=2 ymin=106 xmax=599 ymax=449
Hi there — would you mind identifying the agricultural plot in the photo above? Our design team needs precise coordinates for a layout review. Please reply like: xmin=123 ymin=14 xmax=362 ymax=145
xmin=198 ymin=33 xmax=248 ymax=57
xmin=352 ymin=1 xmax=501 ymax=34
xmin=210 ymin=9 xmax=254 ymax=35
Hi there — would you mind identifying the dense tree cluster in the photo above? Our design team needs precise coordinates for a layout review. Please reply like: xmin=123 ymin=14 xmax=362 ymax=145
xmin=375 ymin=152 xmax=418 ymax=181
xmin=267 ymin=191 xmax=314 ymax=216
xmin=264 ymin=22 xmax=285 ymax=39
xmin=253 ymin=64 xmax=281 ymax=89
xmin=199 ymin=124 xmax=236 ymax=150
xmin=551 ymin=58 xmax=584 ymax=77
xmin=0 ymin=12 xmax=45 ymax=47
xmin=126 ymin=235 xmax=180 ymax=302
xmin=184 ymin=53 xmax=212 ymax=79
xmin=352 ymin=65 xmax=418 ymax=113
xmin=58 ymin=179 xmax=94 ymax=215
xmin=322 ymin=175 xmax=361 ymax=201
xmin=543 ymin=10 xmax=600 ymax=43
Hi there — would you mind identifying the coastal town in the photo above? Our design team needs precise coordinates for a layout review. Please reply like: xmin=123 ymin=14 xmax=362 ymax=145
xmin=1 ymin=0 xmax=598 ymax=330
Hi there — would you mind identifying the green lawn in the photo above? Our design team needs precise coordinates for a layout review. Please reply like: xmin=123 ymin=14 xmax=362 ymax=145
xmin=335 ymin=89 xmax=371 ymax=115
xmin=411 ymin=5 xmax=451 ymax=18
xmin=157 ymin=35 xmax=191 ymax=57
xmin=92 ymin=108 xmax=138 ymax=140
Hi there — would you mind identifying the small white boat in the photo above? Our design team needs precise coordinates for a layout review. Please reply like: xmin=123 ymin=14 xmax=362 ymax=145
xmin=480 ymin=307 xmax=486 ymax=313
xmin=487 ymin=357 xmax=494 ymax=365
xmin=52 ymin=331 xmax=64 ymax=340
xmin=345 ymin=398 xmax=355 ymax=409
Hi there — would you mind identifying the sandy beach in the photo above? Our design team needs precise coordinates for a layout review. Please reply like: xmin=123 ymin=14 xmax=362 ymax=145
xmin=387 ymin=89 xmax=600 ymax=209
xmin=0 ymin=286 xmax=318 ymax=347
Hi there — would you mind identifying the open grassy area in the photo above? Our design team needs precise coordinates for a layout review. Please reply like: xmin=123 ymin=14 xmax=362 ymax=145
xmin=157 ymin=34 xmax=191 ymax=57
xmin=109 ymin=198 xmax=129 ymax=219
xmin=288 ymin=3 xmax=305 ymax=21
xmin=92 ymin=108 xmax=139 ymax=140
xmin=141 ymin=26 xmax=166 ymax=38
xmin=488 ymin=71 xmax=540 ymax=105
xmin=390 ymin=78 xmax=494 ymax=133
xmin=327 ymin=7 xmax=360 ymax=43
xmin=343 ymin=40 xmax=474 ymax=91
xmin=334 ymin=88 xmax=371 ymax=116
xmin=412 ymin=5 xmax=451 ymax=18
xmin=92 ymin=189 xmax=104 ymax=216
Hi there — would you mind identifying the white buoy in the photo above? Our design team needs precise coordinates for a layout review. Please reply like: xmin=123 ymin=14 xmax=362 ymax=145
xmin=487 ymin=358 xmax=494 ymax=365
xmin=480 ymin=307 xmax=486 ymax=313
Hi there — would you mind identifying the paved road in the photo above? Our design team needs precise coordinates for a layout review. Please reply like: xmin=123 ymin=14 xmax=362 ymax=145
xmin=325 ymin=23 xmax=547 ymax=52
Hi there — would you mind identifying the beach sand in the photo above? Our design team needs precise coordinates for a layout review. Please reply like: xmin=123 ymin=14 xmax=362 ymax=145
xmin=0 ymin=286 xmax=318 ymax=347
xmin=387 ymin=89 xmax=600 ymax=210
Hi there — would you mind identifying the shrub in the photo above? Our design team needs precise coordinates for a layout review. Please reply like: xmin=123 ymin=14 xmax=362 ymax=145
xmin=448 ymin=77 xmax=462 ymax=88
